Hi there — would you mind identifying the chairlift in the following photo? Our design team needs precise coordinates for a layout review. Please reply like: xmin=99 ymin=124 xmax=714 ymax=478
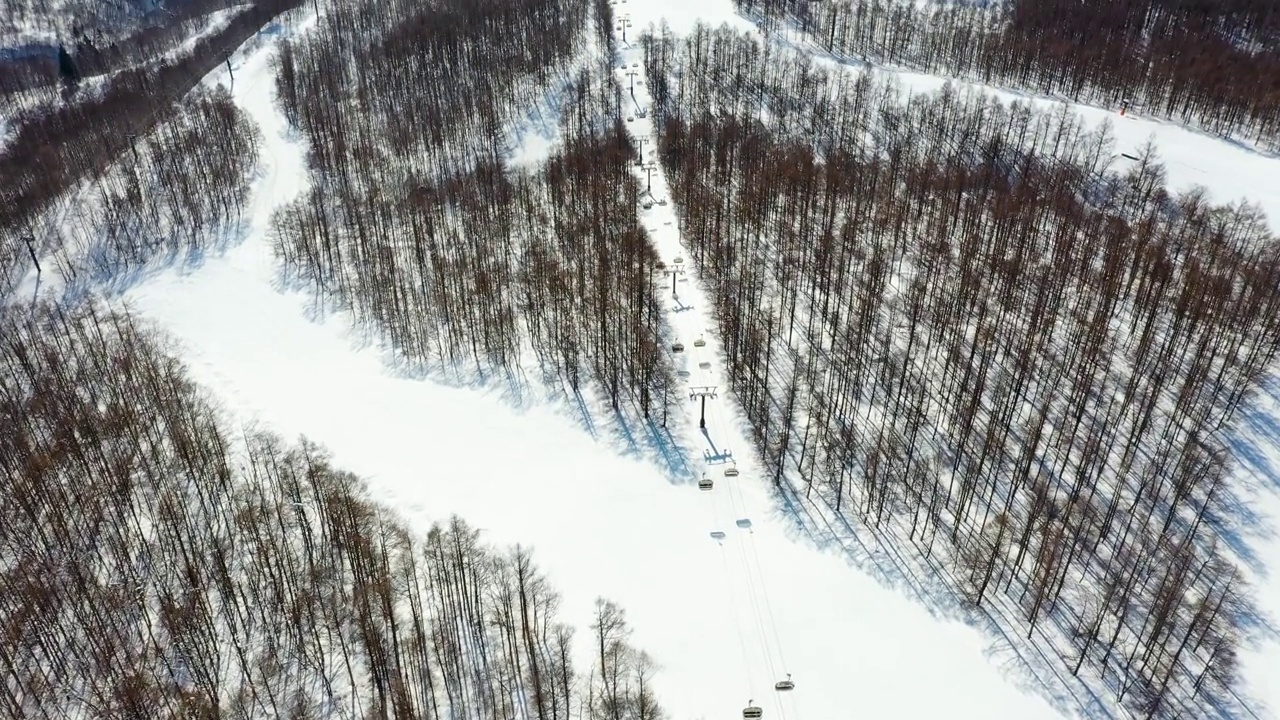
xmin=710 ymin=531 xmax=727 ymax=542
xmin=743 ymin=701 xmax=763 ymax=719
xmin=673 ymin=256 xmax=684 ymax=264
xmin=735 ymin=518 xmax=753 ymax=530
xmin=699 ymin=361 xmax=712 ymax=370
xmin=724 ymin=466 xmax=739 ymax=478
xmin=678 ymin=370 xmax=691 ymax=379
xmin=774 ymin=674 xmax=794 ymax=692
xmin=672 ymin=342 xmax=685 ymax=352
xmin=694 ymin=337 xmax=706 ymax=348
xmin=698 ymin=476 xmax=714 ymax=491
xmin=657 ymin=198 xmax=667 ymax=206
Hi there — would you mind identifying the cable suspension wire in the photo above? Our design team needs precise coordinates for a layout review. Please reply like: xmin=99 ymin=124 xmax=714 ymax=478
xmin=705 ymin=401 xmax=790 ymax=716
xmin=706 ymin=472 xmax=755 ymax=700
xmin=746 ymin=527 xmax=789 ymax=672
xmin=709 ymin=395 xmax=803 ymax=720
xmin=734 ymin=520 xmax=788 ymax=720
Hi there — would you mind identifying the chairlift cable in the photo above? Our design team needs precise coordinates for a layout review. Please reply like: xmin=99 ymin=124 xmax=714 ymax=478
xmin=747 ymin=529 xmax=790 ymax=672
xmin=734 ymin=523 xmax=786 ymax=720
xmin=709 ymin=399 xmax=798 ymax=718
xmin=707 ymin=402 xmax=787 ymax=710
xmin=718 ymin=535 xmax=756 ymax=699
xmin=704 ymin=443 xmax=756 ymax=699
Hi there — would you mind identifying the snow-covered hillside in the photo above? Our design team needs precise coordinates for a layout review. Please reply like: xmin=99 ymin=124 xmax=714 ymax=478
xmin=22 ymin=0 xmax=1272 ymax=717
xmin=123 ymin=24 xmax=1061 ymax=719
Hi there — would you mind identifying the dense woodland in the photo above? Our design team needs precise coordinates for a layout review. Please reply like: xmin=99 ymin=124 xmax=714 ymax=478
xmin=0 ymin=303 xmax=665 ymax=720
xmin=738 ymin=0 xmax=1280 ymax=150
xmin=0 ymin=0 xmax=302 ymax=297
xmin=0 ymin=0 xmax=248 ymax=94
xmin=272 ymin=0 xmax=679 ymax=426
xmin=0 ymin=84 xmax=258 ymax=300
xmin=645 ymin=24 xmax=1279 ymax=718
xmin=4 ymin=0 xmax=1280 ymax=715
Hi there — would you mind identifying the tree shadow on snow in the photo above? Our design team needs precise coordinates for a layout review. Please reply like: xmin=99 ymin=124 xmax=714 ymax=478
xmin=59 ymin=216 xmax=253 ymax=308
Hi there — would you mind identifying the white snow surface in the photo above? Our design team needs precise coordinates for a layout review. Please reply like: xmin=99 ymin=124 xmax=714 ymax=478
xmin=94 ymin=1 xmax=1280 ymax=719
xmin=125 ymin=27 xmax=1060 ymax=720
xmin=767 ymin=30 xmax=1280 ymax=234
xmin=888 ymin=69 xmax=1280 ymax=234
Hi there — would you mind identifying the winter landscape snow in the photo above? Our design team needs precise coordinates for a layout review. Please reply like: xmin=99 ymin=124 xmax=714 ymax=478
xmin=5 ymin=0 xmax=1280 ymax=718
xmin=124 ymin=24 xmax=1061 ymax=720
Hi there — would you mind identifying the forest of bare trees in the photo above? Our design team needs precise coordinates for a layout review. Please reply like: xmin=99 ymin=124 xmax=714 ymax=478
xmin=271 ymin=0 xmax=680 ymax=427
xmin=0 ymin=0 xmax=251 ymax=94
xmin=644 ymin=24 xmax=1279 ymax=717
xmin=0 ymin=85 xmax=259 ymax=299
xmin=0 ymin=0 xmax=301 ymax=297
xmin=737 ymin=0 xmax=1280 ymax=150
xmin=1 ymin=303 xmax=665 ymax=720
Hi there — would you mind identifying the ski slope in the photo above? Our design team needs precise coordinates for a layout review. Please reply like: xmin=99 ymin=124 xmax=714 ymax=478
xmin=123 ymin=26 xmax=1061 ymax=720
xmin=102 ymin=1 xmax=1280 ymax=719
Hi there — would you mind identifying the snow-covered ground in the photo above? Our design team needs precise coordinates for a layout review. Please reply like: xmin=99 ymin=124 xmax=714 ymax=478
xmin=894 ymin=70 xmax=1280 ymax=234
xmin=752 ymin=26 xmax=1280 ymax=717
xmin=33 ymin=0 xmax=1275 ymax=718
xmin=760 ymin=28 xmax=1280 ymax=234
xmin=121 ymin=23 xmax=1061 ymax=719
xmin=1225 ymin=378 xmax=1280 ymax=719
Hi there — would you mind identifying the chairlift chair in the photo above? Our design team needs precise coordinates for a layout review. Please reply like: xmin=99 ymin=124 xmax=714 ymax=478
xmin=710 ymin=531 xmax=727 ymax=542
xmin=735 ymin=518 xmax=753 ymax=530
xmin=678 ymin=370 xmax=691 ymax=379
xmin=743 ymin=701 xmax=763 ymax=719
xmin=672 ymin=342 xmax=685 ymax=352
xmin=724 ymin=466 xmax=739 ymax=478
xmin=698 ymin=476 xmax=714 ymax=491
xmin=699 ymin=361 xmax=712 ymax=369
xmin=774 ymin=674 xmax=794 ymax=691
xmin=694 ymin=337 xmax=706 ymax=348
